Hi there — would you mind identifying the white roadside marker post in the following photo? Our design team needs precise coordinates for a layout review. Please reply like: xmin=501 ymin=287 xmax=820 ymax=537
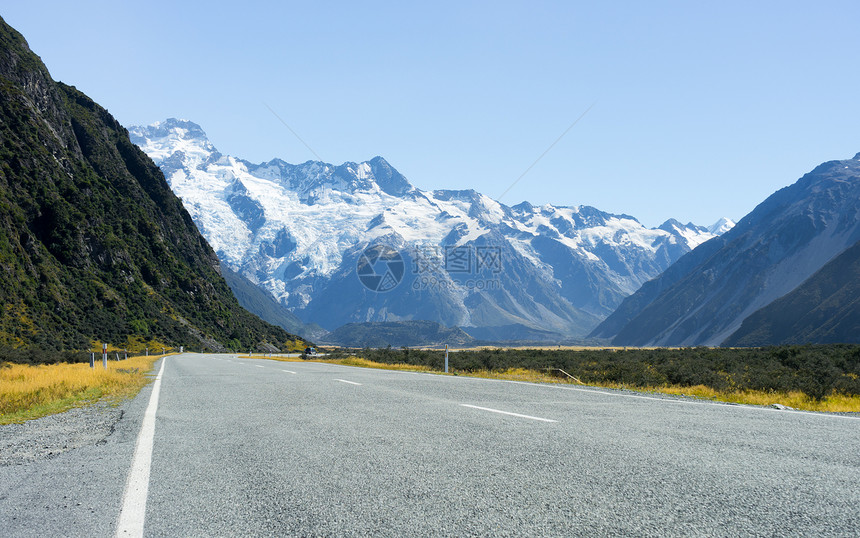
xmin=445 ymin=344 xmax=449 ymax=373
xmin=102 ymin=343 xmax=107 ymax=369
xmin=90 ymin=352 xmax=95 ymax=369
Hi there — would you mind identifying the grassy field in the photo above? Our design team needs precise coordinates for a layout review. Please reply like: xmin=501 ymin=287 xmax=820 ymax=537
xmin=0 ymin=353 xmax=163 ymax=425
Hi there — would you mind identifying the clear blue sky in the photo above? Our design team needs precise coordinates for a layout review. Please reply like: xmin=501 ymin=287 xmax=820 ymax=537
xmin=5 ymin=1 xmax=860 ymax=227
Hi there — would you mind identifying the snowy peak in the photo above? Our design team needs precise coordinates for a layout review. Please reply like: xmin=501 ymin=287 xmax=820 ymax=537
xmin=368 ymin=156 xmax=414 ymax=196
xmin=130 ymin=121 xmax=417 ymax=201
xmin=128 ymin=118 xmax=219 ymax=169
xmin=129 ymin=117 xmax=208 ymax=141
xmin=130 ymin=118 xmax=731 ymax=339
xmin=708 ymin=217 xmax=736 ymax=235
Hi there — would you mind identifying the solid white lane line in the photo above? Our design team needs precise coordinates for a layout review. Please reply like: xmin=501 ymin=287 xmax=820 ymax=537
xmin=460 ymin=404 xmax=557 ymax=423
xmin=281 ymin=369 xmax=297 ymax=374
xmin=335 ymin=379 xmax=361 ymax=386
xmin=115 ymin=357 xmax=167 ymax=537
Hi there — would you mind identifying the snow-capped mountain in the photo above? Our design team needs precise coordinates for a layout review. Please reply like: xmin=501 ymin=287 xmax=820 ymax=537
xmin=129 ymin=119 xmax=733 ymax=339
xmin=708 ymin=217 xmax=735 ymax=235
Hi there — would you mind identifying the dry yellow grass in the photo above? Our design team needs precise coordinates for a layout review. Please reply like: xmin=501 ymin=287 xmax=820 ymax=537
xmin=241 ymin=354 xmax=434 ymax=372
xmin=0 ymin=354 xmax=163 ymax=425
xmin=462 ymin=368 xmax=576 ymax=384
xmin=327 ymin=356 xmax=434 ymax=372
xmin=652 ymin=384 xmax=860 ymax=413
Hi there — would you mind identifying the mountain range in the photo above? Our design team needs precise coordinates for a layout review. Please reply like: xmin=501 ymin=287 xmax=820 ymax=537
xmin=4 ymin=11 xmax=856 ymax=352
xmin=0 ymin=17 xmax=303 ymax=352
xmin=129 ymin=119 xmax=733 ymax=342
xmin=591 ymin=153 xmax=860 ymax=346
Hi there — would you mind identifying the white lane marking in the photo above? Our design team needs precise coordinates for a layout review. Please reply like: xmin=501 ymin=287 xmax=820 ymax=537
xmin=116 ymin=357 xmax=167 ymax=537
xmin=335 ymin=379 xmax=361 ymax=386
xmin=281 ymin=369 xmax=297 ymax=374
xmin=460 ymin=404 xmax=557 ymax=423
xmin=255 ymin=365 xmax=265 ymax=369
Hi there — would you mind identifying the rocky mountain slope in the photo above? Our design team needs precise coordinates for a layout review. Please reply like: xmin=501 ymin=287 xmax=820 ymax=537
xmin=723 ymin=239 xmax=860 ymax=346
xmin=591 ymin=153 xmax=860 ymax=346
xmin=0 ymin=17 xmax=303 ymax=351
xmin=130 ymin=119 xmax=732 ymax=340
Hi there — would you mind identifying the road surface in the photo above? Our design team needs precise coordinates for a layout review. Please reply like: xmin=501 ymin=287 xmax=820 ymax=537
xmin=2 ymin=353 xmax=859 ymax=536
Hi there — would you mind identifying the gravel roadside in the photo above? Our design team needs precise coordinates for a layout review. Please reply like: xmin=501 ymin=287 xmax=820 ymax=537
xmin=0 ymin=401 xmax=126 ymax=467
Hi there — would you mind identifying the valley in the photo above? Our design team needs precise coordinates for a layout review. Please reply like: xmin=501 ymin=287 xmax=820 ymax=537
xmin=2 ymin=7 xmax=860 ymax=537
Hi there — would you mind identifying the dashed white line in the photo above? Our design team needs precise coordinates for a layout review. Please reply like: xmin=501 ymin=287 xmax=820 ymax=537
xmin=281 ymin=369 xmax=297 ymax=374
xmin=460 ymin=404 xmax=557 ymax=423
xmin=335 ymin=379 xmax=361 ymax=386
xmin=116 ymin=357 xmax=167 ymax=537
xmin=255 ymin=365 xmax=265 ymax=369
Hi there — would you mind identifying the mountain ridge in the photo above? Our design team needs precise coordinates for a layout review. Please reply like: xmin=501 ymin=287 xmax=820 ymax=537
xmin=591 ymin=152 xmax=860 ymax=346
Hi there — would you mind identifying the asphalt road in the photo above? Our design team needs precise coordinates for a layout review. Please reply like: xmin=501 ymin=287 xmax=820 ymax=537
xmin=2 ymin=353 xmax=859 ymax=536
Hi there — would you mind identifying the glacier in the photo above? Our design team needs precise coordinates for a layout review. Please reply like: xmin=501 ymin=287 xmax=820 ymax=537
xmin=129 ymin=119 xmax=734 ymax=340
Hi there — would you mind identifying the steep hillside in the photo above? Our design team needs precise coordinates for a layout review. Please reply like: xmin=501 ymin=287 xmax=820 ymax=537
xmin=591 ymin=153 xmax=860 ymax=346
xmin=724 ymin=240 xmax=860 ymax=346
xmin=130 ymin=119 xmax=732 ymax=340
xmin=0 ymin=17 xmax=303 ymax=351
